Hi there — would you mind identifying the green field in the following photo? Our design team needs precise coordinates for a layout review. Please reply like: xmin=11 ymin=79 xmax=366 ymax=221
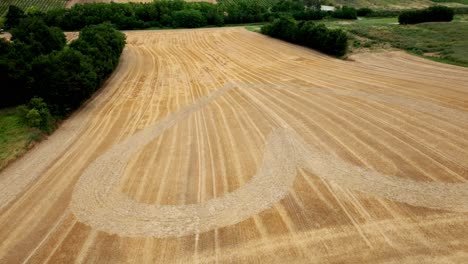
xmin=0 ymin=108 xmax=42 ymax=171
xmin=220 ymin=0 xmax=468 ymax=9
xmin=0 ymin=0 xmax=67 ymax=16
xmin=327 ymin=0 xmax=468 ymax=8
xmin=323 ymin=15 xmax=468 ymax=66
xmin=431 ymin=0 xmax=468 ymax=4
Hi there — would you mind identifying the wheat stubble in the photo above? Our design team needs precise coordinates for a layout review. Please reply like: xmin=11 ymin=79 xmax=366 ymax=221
xmin=1 ymin=28 xmax=468 ymax=263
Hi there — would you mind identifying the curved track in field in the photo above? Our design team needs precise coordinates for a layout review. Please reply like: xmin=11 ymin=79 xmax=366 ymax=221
xmin=1 ymin=28 xmax=468 ymax=263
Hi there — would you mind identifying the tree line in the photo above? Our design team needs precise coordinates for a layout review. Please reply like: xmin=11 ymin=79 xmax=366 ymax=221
xmin=399 ymin=6 xmax=454 ymax=24
xmin=261 ymin=16 xmax=348 ymax=57
xmin=1 ymin=10 xmax=126 ymax=121
xmin=4 ymin=0 xmax=341 ymax=31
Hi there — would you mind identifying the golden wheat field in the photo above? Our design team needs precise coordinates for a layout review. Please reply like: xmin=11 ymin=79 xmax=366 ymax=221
xmin=0 ymin=27 xmax=468 ymax=263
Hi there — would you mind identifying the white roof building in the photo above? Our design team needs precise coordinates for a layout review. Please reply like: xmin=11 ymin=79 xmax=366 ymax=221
xmin=321 ymin=5 xmax=336 ymax=12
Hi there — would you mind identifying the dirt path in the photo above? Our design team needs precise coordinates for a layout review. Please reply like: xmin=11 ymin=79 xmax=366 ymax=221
xmin=1 ymin=28 xmax=468 ymax=263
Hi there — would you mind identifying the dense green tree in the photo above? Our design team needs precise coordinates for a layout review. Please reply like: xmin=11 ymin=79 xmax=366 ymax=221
xmin=5 ymin=5 xmax=25 ymax=29
xmin=17 ymin=97 xmax=54 ymax=132
xmin=220 ymin=0 xmax=267 ymax=24
xmin=172 ymin=9 xmax=207 ymax=28
xmin=190 ymin=2 xmax=224 ymax=26
xmin=399 ymin=6 xmax=454 ymax=24
xmin=11 ymin=16 xmax=66 ymax=56
xmin=357 ymin=7 xmax=373 ymax=17
xmin=1 ymin=11 xmax=126 ymax=115
xmin=0 ymin=40 xmax=34 ymax=107
xmin=272 ymin=0 xmax=304 ymax=13
xmin=332 ymin=6 xmax=357 ymax=19
xmin=70 ymin=23 xmax=126 ymax=82
xmin=37 ymin=0 xmax=329 ymax=31
xmin=262 ymin=15 xmax=298 ymax=41
xmin=262 ymin=17 xmax=348 ymax=56
xmin=30 ymin=49 xmax=97 ymax=114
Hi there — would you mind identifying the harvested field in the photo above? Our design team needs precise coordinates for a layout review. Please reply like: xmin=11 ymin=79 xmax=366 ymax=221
xmin=0 ymin=33 xmax=12 ymax=41
xmin=0 ymin=27 xmax=468 ymax=263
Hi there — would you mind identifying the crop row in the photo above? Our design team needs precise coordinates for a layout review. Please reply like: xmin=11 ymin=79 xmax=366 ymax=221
xmin=1 ymin=0 xmax=67 ymax=16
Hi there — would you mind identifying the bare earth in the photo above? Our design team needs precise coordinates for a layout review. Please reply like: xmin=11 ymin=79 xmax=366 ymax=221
xmin=0 ymin=33 xmax=11 ymax=41
xmin=1 ymin=27 xmax=468 ymax=263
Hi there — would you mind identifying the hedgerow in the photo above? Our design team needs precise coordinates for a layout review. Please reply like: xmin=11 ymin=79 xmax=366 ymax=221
xmin=5 ymin=0 xmax=327 ymax=31
xmin=399 ymin=6 xmax=454 ymax=24
xmin=261 ymin=16 xmax=348 ymax=56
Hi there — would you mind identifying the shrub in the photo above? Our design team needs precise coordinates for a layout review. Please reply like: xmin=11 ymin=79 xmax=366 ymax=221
xmin=399 ymin=6 xmax=454 ymax=24
xmin=261 ymin=15 xmax=297 ymax=41
xmin=5 ymin=5 xmax=25 ymax=29
xmin=357 ymin=7 xmax=373 ymax=17
xmin=26 ymin=109 xmax=42 ymax=128
xmin=18 ymin=97 xmax=54 ymax=132
xmin=171 ymin=9 xmax=207 ymax=28
xmin=296 ymin=21 xmax=348 ymax=56
xmin=262 ymin=17 xmax=348 ymax=57
xmin=292 ymin=10 xmax=326 ymax=20
xmin=332 ymin=6 xmax=357 ymax=19
xmin=366 ymin=9 xmax=402 ymax=17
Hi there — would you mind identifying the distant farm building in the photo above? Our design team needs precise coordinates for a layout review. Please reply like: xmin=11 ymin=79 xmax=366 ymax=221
xmin=321 ymin=5 xmax=336 ymax=12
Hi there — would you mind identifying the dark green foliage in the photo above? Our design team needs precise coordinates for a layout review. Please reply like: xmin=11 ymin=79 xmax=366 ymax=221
xmin=365 ymin=9 xmax=402 ymax=18
xmin=30 ymin=48 xmax=98 ymax=114
xmin=399 ymin=6 xmax=454 ymax=24
xmin=26 ymin=109 xmax=41 ymax=128
xmin=11 ymin=16 xmax=66 ymax=56
xmin=357 ymin=7 xmax=373 ymax=17
xmin=261 ymin=15 xmax=298 ymax=40
xmin=17 ymin=97 xmax=54 ymax=132
xmin=291 ymin=10 xmax=326 ymax=20
xmin=46 ymin=23 xmax=126 ymax=115
xmin=46 ymin=2 xmax=147 ymax=30
xmin=1 ymin=16 xmax=66 ymax=108
xmin=172 ymin=9 xmax=207 ymax=28
xmin=0 ymin=40 xmax=33 ymax=107
xmin=0 ymin=14 xmax=126 ymax=116
xmin=42 ymin=1 xmax=218 ymax=30
xmin=70 ymin=23 xmax=126 ymax=84
xmin=262 ymin=17 xmax=348 ymax=56
xmin=191 ymin=2 xmax=224 ymax=26
xmin=39 ymin=0 xmax=326 ymax=30
xmin=220 ymin=0 xmax=268 ymax=24
xmin=332 ymin=6 xmax=357 ymax=19
xmin=272 ymin=0 xmax=304 ymax=13
xmin=5 ymin=5 xmax=25 ymax=29
xmin=296 ymin=20 xmax=348 ymax=56
xmin=363 ymin=6 xmax=467 ymax=18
